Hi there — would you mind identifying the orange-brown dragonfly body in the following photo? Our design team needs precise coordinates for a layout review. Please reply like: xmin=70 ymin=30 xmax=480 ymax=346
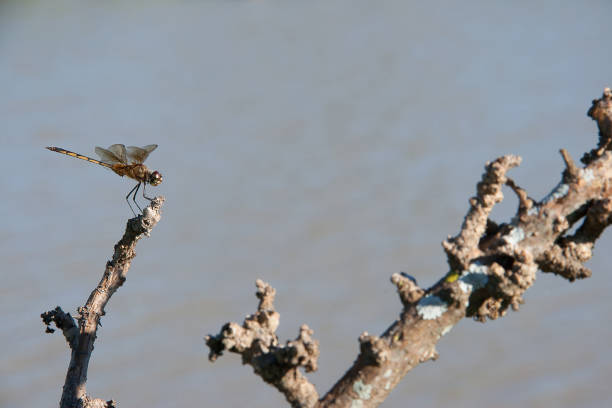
xmin=46 ymin=144 xmax=163 ymax=215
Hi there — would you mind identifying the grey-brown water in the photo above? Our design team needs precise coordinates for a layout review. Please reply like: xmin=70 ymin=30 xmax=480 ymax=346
xmin=2 ymin=1 xmax=611 ymax=407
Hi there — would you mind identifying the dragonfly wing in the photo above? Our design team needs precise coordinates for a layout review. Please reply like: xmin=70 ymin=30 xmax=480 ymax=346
xmin=95 ymin=146 xmax=124 ymax=164
xmin=107 ymin=144 xmax=129 ymax=164
xmin=126 ymin=144 xmax=158 ymax=164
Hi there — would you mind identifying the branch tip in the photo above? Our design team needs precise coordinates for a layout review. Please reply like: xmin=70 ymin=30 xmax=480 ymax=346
xmin=255 ymin=279 xmax=276 ymax=311
xmin=41 ymin=306 xmax=78 ymax=349
xmin=391 ymin=272 xmax=424 ymax=305
xmin=560 ymin=148 xmax=580 ymax=182
xmin=505 ymin=178 xmax=534 ymax=212
xmin=583 ymin=87 xmax=612 ymax=164
xmin=359 ymin=332 xmax=389 ymax=366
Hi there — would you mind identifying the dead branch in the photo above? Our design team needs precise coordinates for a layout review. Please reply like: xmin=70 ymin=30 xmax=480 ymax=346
xmin=206 ymin=88 xmax=612 ymax=407
xmin=41 ymin=197 xmax=165 ymax=408
xmin=206 ymin=280 xmax=320 ymax=407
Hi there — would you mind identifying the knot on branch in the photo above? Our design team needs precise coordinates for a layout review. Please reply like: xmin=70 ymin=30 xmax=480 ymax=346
xmin=359 ymin=332 xmax=389 ymax=366
xmin=41 ymin=306 xmax=78 ymax=349
xmin=583 ymin=87 xmax=612 ymax=164
xmin=538 ymin=241 xmax=593 ymax=281
xmin=391 ymin=272 xmax=424 ymax=305
xmin=464 ymin=252 xmax=537 ymax=321
xmin=276 ymin=325 xmax=320 ymax=373
xmin=491 ymin=254 xmax=536 ymax=310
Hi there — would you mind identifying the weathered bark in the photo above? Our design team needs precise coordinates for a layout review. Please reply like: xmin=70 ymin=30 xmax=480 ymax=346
xmin=206 ymin=280 xmax=320 ymax=407
xmin=206 ymin=89 xmax=612 ymax=407
xmin=42 ymin=197 xmax=164 ymax=408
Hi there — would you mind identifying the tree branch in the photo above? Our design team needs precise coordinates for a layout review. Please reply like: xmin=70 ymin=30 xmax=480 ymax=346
xmin=206 ymin=89 xmax=612 ymax=407
xmin=206 ymin=280 xmax=320 ymax=407
xmin=41 ymin=197 xmax=165 ymax=408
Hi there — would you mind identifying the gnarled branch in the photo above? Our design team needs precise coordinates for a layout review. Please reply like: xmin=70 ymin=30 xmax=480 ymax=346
xmin=41 ymin=197 xmax=165 ymax=408
xmin=206 ymin=279 xmax=320 ymax=408
xmin=206 ymin=89 xmax=612 ymax=407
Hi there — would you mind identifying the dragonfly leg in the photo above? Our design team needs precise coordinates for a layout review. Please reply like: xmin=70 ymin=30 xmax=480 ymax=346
xmin=125 ymin=182 xmax=142 ymax=215
xmin=132 ymin=183 xmax=143 ymax=213
xmin=142 ymin=182 xmax=154 ymax=201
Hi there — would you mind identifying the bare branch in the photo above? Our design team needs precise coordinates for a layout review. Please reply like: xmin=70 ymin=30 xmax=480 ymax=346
xmin=207 ymin=89 xmax=612 ymax=407
xmin=206 ymin=279 xmax=320 ymax=408
xmin=41 ymin=306 xmax=78 ymax=349
xmin=42 ymin=197 xmax=164 ymax=408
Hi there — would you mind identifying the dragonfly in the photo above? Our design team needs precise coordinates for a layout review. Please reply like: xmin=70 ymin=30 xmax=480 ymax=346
xmin=46 ymin=144 xmax=163 ymax=215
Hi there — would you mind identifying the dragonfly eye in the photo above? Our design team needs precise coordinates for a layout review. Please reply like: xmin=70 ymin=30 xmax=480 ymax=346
xmin=149 ymin=171 xmax=163 ymax=186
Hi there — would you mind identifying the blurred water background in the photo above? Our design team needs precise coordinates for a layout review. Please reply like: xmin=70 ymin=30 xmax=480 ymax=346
xmin=1 ymin=1 xmax=612 ymax=407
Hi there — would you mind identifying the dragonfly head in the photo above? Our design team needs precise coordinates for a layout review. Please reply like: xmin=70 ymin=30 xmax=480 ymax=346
xmin=148 ymin=170 xmax=163 ymax=186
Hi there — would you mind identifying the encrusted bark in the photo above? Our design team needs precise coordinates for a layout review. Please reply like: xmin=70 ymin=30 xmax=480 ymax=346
xmin=583 ymin=87 xmax=612 ymax=164
xmin=206 ymin=89 xmax=612 ymax=407
xmin=42 ymin=197 xmax=164 ymax=408
xmin=206 ymin=280 xmax=320 ymax=408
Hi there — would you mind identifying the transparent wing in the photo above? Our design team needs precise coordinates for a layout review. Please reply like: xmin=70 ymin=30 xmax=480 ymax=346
xmin=107 ymin=144 xmax=128 ymax=164
xmin=95 ymin=145 xmax=126 ymax=164
xmin=126 ymin=144 xmax=158 ymax=164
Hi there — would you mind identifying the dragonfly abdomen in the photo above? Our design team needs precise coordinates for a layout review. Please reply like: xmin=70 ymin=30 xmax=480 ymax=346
xmin=46 ymin=147 xmax=112 ymax=169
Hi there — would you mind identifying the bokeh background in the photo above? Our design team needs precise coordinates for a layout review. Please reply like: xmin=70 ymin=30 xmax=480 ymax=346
xmin=2 ymin=1 xmax=612 ymax=407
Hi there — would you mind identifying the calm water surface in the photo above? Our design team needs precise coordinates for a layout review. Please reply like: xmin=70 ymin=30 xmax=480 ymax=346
xmin=1 ymin=1 xmax=611 ymax=407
